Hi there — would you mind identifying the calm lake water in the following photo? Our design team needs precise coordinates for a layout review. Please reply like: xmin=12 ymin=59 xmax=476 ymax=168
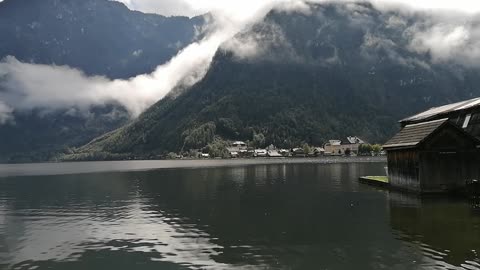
xmin=0 ymin=160 xmax=479 ymax=270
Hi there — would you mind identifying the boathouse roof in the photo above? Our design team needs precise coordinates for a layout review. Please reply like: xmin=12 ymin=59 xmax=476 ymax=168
xmin=401 ymin=97 xmax=480 ymax=124
xmin=383 ymin=118 xmax=449 ymax=149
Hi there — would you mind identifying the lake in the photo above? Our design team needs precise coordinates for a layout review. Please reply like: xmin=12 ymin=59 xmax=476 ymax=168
xmin=0 ymin=159 xmax=479 ymax=270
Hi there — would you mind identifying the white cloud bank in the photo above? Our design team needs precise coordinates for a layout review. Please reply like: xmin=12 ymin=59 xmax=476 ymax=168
xmin=1 ymin=0 xmax=480 ymax=123
xmin=116 ymin=0 xmax=480 ymax=16
xmin=0 ymin=0 xmax=293 ymax=122
xmin=408 ymin=21 xmax=480 ymax=67
xmin=0 ymin=33 xmax=223 ymax=117
xmin=0 ymin=101 xmax=13 ymax=124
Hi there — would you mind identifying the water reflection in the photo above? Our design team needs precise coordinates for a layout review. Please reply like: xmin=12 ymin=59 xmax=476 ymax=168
xmin=389 ymin=192 xmax=480 ymax=269
xmin=0 ymin=162 xmax=478 ymax=269
xmin=1 ymin=173 xmax=237 ymax=269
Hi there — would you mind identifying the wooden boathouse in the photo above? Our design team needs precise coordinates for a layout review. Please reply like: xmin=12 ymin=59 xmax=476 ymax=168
xmin=384 ymin=101 xmax=480 ymax=193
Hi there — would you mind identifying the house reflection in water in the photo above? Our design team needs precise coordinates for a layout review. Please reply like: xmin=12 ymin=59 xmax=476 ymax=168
xmin=388 ymin=191 xmax=480 ymax=269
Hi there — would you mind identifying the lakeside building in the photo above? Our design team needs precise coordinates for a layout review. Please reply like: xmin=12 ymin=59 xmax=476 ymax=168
xmin=254 ymin=149 xmax=268 ymax=157
xmin=324 ymin=137 xmax=365 ymax=155
xmin=227 ymin=141 xmax=248 ymax=158
xmin=384 ymin=97 xmax=480 ymax=193
xmin=232 ymin=141 xmax=247 ymax=148
xmin=266 ymin=144 xmax=283 ymax=157
xmin=291 ymin=148 xmax=307 ymax=157
xmin=278 ymin=149 xmax=291 ymax=156
xmin=313 ymin=147 xmax=325 ymax=156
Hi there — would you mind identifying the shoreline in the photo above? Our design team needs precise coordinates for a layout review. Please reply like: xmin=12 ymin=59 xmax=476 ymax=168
xmin=0 ymin=156 xmax=386 ymax=178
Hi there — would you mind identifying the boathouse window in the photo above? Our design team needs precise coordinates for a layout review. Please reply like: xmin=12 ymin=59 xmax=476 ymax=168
xmin=462 ymin=114 xmax=472 ymax=128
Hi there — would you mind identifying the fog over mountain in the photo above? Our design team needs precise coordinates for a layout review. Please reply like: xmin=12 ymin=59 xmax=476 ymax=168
xmin=2 ymin=0 xmax=480 ymax=123
xmin=116 ymin=0 xmax=480 ymax=16
xmin=0 ymin=0 xmax=206 ymax=119
xmin=2 ymin=0 xmax=480 ymax=161
xmin=69 ymin=2 xmax=480 ymax=159
xmin=0 ymin=0 xmax=203 ymax=161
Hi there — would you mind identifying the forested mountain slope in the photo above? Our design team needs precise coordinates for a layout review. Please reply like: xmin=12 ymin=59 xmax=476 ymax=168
xmin=0 ymin=0 xmax=204 ymax=162
xmin=75 ymin=3 xmax=480 ymax=159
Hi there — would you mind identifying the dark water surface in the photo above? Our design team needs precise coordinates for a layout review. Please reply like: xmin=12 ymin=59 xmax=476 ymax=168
xmin=0 ymin=161 xmax=479 ymax=270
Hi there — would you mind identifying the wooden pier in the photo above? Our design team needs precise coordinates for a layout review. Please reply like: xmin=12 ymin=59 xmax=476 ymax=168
xmin=359 ymin=176 xmax=390 ymax=188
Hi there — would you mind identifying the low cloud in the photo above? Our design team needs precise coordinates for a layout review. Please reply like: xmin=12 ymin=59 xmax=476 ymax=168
xmin=114 ymin=0 xmax=198 ymax=17
xmin=0 ymin=0 xmax=282 ymax=123
xmin=364 ymin=1 xmax=480 ymax=67
xmin=369 ymin=0 xmax=480 ymax=15
xmin=117 ymin=0 xmax=480 ymax=17
xmin=2 ymin=0 xmax=480 ymax=125
xmin=408 ymin=20 xmax=480 ymax=67
xmin=0 ymin=30 xmax=224 ymax=117
xmin=0 ymin=101 xmax=13 ymax=124
xmin=222 ymin=22 xmax=294 ymax=61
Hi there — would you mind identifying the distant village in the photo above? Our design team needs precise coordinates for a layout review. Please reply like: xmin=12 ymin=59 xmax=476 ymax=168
xmin=169 ymin=96 xmax=480 ymax=196
xmin=172 ymin=136 xmax=385 ymax=159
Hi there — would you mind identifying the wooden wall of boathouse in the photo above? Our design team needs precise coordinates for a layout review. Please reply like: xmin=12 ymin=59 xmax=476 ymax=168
xmin=387 ymin=149 xmax=420 ymax=192
xmin=387 ymin=125 xmax=480 ymax=193
xmin=418 ymin=126 xmax=480 ymax=193
xmin=419 ymin=151 xmax=480 ymax=193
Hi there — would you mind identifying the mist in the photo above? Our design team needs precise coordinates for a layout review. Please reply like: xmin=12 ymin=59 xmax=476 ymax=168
xmin=0 ymin=32 xmax=223 ymax=117
xmin=408 ymin=17 xmax=480 ymax=67
xmin=2 ymin=0 xmax=480 ymax=124
xmin=0 ymin=101 xmax=12 ymax=124
xmin=0 ymin=0 xmax=286 ymax=122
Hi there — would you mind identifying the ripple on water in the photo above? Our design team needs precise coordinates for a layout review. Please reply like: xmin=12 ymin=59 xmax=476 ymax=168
xmin=1 ymin=162 xmax=480 ymax=270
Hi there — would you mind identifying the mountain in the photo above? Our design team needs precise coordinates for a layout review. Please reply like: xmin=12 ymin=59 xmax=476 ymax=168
xmin=70 ymin=2 xmax=480 ymax=160
xmin=0 ymin=0 xmax=204 ymax=79
xmin=0 ymin=0 xmax=204 ymax=163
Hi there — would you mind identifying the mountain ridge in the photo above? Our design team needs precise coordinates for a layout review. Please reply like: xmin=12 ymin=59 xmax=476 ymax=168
xmin=67 ymin=2 xmax=480 ymax=160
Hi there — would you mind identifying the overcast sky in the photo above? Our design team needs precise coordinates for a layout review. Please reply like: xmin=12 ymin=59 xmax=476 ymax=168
xmin=114 ymin=0 xmax=480 ymax=16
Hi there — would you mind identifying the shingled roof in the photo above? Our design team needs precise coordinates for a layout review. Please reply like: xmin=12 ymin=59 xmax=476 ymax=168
xmin=401 ymin=97 xmax=480 ymax=123
xmin=383 ymin=119 xmax=448 ymax=149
